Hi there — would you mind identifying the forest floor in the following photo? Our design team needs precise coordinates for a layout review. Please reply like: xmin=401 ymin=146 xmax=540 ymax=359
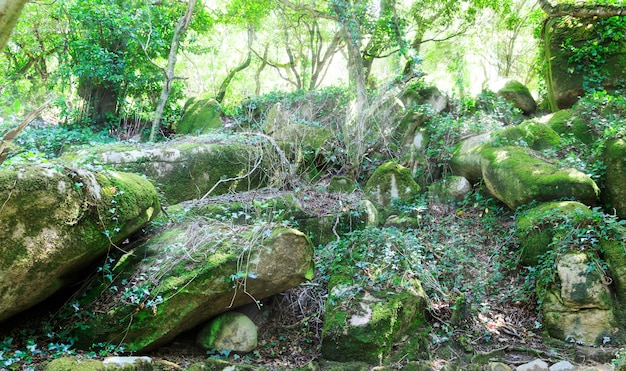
xmin=146 ymin=189 xmax=622 ymax=370
xmin=2 ymin=188 xmax=623 ymax=370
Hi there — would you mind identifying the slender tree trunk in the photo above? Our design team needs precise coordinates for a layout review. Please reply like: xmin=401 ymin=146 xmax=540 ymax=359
xmin=150 ymin=0 xmax=196 ymax=142
xmin=334 ymin=0 xmax=368 ymax=178
xmin=216 ymin=25 xmax=254 ymax=103
xmin=0 ymin=0 xmax=27 ymax=51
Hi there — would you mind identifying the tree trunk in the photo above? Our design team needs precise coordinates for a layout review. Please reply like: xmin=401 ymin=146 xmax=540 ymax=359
xmin=0 ymin=0 xmax=27 ymax=51
xmin=150 ymin=0 xmax=196 ymax=142
xmin=334 ymin=0 xmax=368 ymax=178
xmin=216 ymin=25 xmax=254 ymax=104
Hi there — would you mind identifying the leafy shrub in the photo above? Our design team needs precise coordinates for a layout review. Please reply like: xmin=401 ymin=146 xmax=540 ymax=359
xmin=0 ymin=123 xmax=113 ymax=167
xmin=229 ymin=86 xmax=350 ymax=129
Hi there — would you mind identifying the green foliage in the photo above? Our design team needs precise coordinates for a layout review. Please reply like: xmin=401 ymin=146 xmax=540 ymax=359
xmin=554 ymin=90 xmax=626 ymax=182
xmin=0 ymin=122 xmax=113 ymax=168
xmin=232 ymin=86 xmax=350 ymax=129
xmin=418 ymin=92 xmax=521 ymax=182
xmin=561 ymin=16 xmax=626 ymax=93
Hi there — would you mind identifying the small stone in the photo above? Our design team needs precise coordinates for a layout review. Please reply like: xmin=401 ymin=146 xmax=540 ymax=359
xmin=516 ymin=359 xmax=549 ymax=371
xmin=197 ymin=312 xmax=258 ymax=353
xmin=549 ymin=360 xmax=575 ymax=371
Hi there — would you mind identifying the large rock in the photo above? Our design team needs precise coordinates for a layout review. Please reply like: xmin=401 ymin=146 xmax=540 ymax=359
xmin=196 ymin=312 xmax=258 ymax=352
xmin=168 ymin=188 xmax=373 ymax=247
xmin=516 ymin=201 xmax=626 ymax=345
xmin=263 ymin=103 xmax=333 ymax=179
xmin=543 ymin=252 xmax=615 ymax=346
xmin=177 ymin=98 xmax=222 ymax=135
xmin=66 ymin=135 xmax=273 ymax=204
xmin=71 ymin=219 xmax=314 ymax=351
xmin=320 ymin=227 xmax=429 ymax=364
xmin=364 ymin=161 xmax=421 ymax=209
xmin=0 ymin=164 xmax=159 ymax=322
xmin=495 ymin=79 xmax=537 ymax=115
xmin=480 ymin=146 xmax=598 ymax=209
xmin=603 ymin=138 xmax=626 ymax=219
xmin=545 ymin=109 xmax=594 ymax=145
xmin=264 ymin=103 xmax=332 ymax=149
xmin=542 ymin=16 xmax=626 ymax=110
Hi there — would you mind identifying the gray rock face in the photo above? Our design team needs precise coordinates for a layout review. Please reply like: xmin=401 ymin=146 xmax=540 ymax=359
xmin=0 ymin=164 xmax=159 ymax=322
xmin=543 ymin=252 xmax=615 ymax=346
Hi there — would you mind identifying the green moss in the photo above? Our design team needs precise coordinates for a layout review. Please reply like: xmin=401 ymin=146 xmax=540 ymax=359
xmin=364 ymin=161 xmax=420 ymax=211
xmin=603 ymin=138 xmax=626 ymax=218
xmin=45 ymin=357 xmax=106 ymax=371
xmin=328 ymin=176 xmax=358 ymax=193
xmin=480 ymin=146 xmax=599 ymax=208
xmin=547 ymin=109 xmax=594 ymax=144
xmin=491 ymin=121 xmax=561 ymax=150
xmin=177 ymin=98 xmax=223 ymax=135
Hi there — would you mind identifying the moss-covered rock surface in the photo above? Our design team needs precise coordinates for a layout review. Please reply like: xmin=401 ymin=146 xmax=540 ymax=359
xmin=603 ymin=138 xmax=626 ymax=219
xmin=177 ymin=98 xmax=223 ymax=135
xmin=481 ymin=145 xmax=599 ymax=209
xmin=0 ymin=165 xmax=159 ymax=322
xmin=70 ymin=218 xmax=314 ymax=351
xmin=364 ymin=161 xmax=421 ymax=210
xmin=66 ymin=135 xmax=275 ymax=204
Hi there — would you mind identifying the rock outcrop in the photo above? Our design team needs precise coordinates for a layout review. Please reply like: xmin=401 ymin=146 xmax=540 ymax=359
xmin=495 ymin=79 xmax=537 ymax=115
xmin=516 ymin=201 xmax=626 ymax=345
xmin=603 ymin=138 xmax=626 ymax=219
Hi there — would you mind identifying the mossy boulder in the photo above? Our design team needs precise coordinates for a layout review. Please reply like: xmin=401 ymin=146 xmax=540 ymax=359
xmin=71 ymin=219 xmax=314 ymax=351
xmin=603 ymin=138 xmax=626 ymax=219
xmin=450 ymin=133 xmax=492 ymax=183
xmin=66 ymin=135 xmax=273 ymax=204
xmin=495 ymin=79 xmax=537 ymax=115
xmin=0 ymin=165 xmax=159 ymax=322
xmin=481 ymin=146 xmax=599 ymax=209
xmin=196 ymin=312 xmax=258 ymax=352
xmin=320 ymin=227 xmax=429 ymax=365
xmin=177 ymin=98 xmax=222 ymax=135
xmin=542 ymin=16 xmax=626 ymax=110
xmin=516 ymin=201 xmax=595 ymax=266
xmin=364 ymin=161 xmax=421 ymax=209
xmin=264 ymin=102 xmax=333 ymax=152
xmin=163 ymin=188 xmax=372 ymax=247
xmin=546 ymin=109 xmax=594 ymax=145
xmin=490 ymin=121 xmax=562 ymax=150
xmin=45 ymin=357 xmax=106 ymax=371
xmin=516 ymin=201 xmax=626 ymax=344
xmin=321 ymin=288 xmax=427 ymax=364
